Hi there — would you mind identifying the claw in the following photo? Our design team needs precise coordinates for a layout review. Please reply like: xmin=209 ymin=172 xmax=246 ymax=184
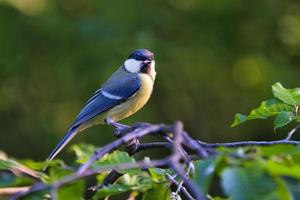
xmin=112 ymin=128 xmax=123 ymax=138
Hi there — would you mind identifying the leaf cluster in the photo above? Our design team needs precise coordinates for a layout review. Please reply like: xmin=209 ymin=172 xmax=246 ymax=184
xmin=232 ymin=82 xmax=300 ymax=129
xmin=2 ymin=142 xmax=300 ymax=200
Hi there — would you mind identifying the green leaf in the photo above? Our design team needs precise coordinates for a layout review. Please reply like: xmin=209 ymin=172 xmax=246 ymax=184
xmin=266 ymin=160 xmax=300 ymax=179
xmin=119 ymin=173 xmax=152 ymax=191
xmin=274 ymin=178 xmax=293 ymax=200
xmin=221 ymin=166 xmax=276 ymax=200
xmin=272 ymin=82 xmax=300 ymax=106
xmin=93 ymin=184 xmax=131 ymax=199
xmin=94 ymin=172 xmax=152 ymax=199
xmin=94 ymin=150 xmax=140 ymax=174
xmin=21 ymin=159 xmax=47 ymax=170
xmin=148 ymin=168 xmax=167 ymax=182
xmin=72 ymin=144 xmax=141 ymax=174
xmin=57 ymin=180 xmax=84 ymax=200
xmin=0 ymin=171 xmax=33 ymax=187
xmin=0 ymin=159 xmax=18 ymax=170
xmin=208 ymin=197 xmax=229 ymax=200
xmin=142 ymin=183 xmax=171 ymax=200
xmin=274 ymin=111 xmax=294 ymax=129
xmin=47 ymin=161 xmax=73 ymax=183
xmin=94 ymin=173 xmax=152 ymax=199
xmin=257 ymin=145 xmax=299 ymax=157
xmin=71 ymin=143 xmax=97 ymax=164
xmin=193 ymin=159 xmax=217 ymax=194
xmin=231 ymin=98 xmax=293 ymax=127
xmin=231 ymin=114 xmax=248 ymax=127
xmin=284 ymin=179 xmax=300 ymax=199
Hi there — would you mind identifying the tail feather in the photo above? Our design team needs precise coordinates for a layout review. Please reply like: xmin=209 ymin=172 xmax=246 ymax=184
xmin=43 ymin=127 xmax=79 ymax=171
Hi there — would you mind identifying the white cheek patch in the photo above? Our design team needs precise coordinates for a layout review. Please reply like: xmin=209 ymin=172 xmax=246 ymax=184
xmin=124 ymin=59 xmax=142 ymax=73
xmin=149 ymin=60 xmax=157 ymax=81
xmin=150 ymin=60 xmax=155 ymax=71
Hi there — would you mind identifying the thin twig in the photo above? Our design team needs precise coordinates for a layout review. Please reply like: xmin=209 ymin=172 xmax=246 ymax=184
xmin=0 ymin=187 xmax=30 ymax=195
xmin=166 ymin=174 xmax=195 ymax=200
xmin=136 ymin=142 xmax=172 ymax=152
xmin=197 ymin=139 xmax=300 ymax=148
xmin=285 ymin=124 xmax=300 ymax=140
xmin=50 ymin=188 xmax=57 ymax=200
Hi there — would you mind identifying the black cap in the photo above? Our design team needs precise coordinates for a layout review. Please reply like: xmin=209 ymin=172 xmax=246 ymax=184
xmin=128 ymin=49 xmax=154 ymax=61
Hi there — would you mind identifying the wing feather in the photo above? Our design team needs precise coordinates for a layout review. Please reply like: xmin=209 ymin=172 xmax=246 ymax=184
xmin=70 ymin=67 xmax=140 ymax=128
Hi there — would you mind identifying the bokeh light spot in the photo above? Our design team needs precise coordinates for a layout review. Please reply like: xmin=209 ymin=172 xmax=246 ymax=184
xmin=233 ymin=56 xmax=269 ymax=89
xmin=1 ymin=0 xmax=47 ymax=15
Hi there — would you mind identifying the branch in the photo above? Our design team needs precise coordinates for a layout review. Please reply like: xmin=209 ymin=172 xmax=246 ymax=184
xmin=197 ymin=139 xmax=300 ymax=148
xmin=10 ymin=121 xmax=300 ymax=200
xmin=167 ymin=174 xmax=195 ymax=200
xmin=0 ymin=187 xmax=30 ymax=195
xmin=77 ymin=124 xmax=172 ymax=174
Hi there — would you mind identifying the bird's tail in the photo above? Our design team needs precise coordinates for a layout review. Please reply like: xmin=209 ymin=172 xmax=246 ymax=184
xmin=43 ymin=127 xmax=79 ymax=171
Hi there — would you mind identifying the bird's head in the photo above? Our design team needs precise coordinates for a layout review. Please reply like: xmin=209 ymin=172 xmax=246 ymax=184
xmin=124 ymin=49 xmax=156 ymax=78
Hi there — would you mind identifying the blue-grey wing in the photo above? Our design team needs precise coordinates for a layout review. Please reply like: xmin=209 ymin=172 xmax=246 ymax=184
xmin=70 ymin=67 xmax=140 ymax=128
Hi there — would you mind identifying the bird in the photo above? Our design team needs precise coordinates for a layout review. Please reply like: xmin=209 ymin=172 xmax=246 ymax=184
xmin=44 ymin=49 xmax=156 ymax=168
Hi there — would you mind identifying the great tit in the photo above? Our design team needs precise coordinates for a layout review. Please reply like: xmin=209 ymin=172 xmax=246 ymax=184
xmin=45 ymin=49 xmax=156 ymax=167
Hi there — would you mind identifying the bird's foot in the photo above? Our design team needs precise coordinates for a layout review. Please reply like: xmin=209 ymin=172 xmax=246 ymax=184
xmin=105 ymin=118 xmax=130 ymax=138
xmin=112 ymin=128 xmax=124 ymax=138
xmin=125 ymin=138 xmax=140 ymax=155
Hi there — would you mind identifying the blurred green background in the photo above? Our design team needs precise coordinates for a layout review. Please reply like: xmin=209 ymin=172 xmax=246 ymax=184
xmin=1 ymin=0 xmax=300 ymax=161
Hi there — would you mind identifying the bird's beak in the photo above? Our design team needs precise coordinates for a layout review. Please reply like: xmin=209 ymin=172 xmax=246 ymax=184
xmin=143 ymin=60 xmax=152 ymax=65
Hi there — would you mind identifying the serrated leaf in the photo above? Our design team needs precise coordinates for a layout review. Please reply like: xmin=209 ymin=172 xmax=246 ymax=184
xmin=221 ymin=166 xmax=276 ymax=200
xmin=231 ymin=99 xmax=293 ymax=127
xmin=248 ymin=99 xmax=293 ymax=119
xmin=142 ymin=183 xmax=171 ymax=200
xmin=272 ymin=82 xmax=300 ymax=106
xmin=231 ymin=114 xmax=248 ymax=127
xmin=274 ymin=111 xmax=294 ymax=129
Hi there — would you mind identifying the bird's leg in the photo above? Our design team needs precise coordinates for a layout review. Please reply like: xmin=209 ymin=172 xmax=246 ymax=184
xmin=105 ymin=117 xmax=129 ymax=129
xmin=105 ymin=117 xmax=130 ymax=137
xmin=105 ymin=117 xmax=139 ymax=152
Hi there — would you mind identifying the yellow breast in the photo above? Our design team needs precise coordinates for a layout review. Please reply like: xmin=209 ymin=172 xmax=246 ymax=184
xmin=105 ymin=73 xmax=154 ymax=121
